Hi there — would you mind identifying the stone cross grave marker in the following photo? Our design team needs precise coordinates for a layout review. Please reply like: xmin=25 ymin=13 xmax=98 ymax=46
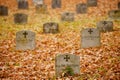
xmin=55 ymin=53 xmax=80 ymax=77
xmin=36 ymin=4 xmax=47 ymax=14
xmin=61 ymin=12 xmax=74 ymax=21
xmin=81 ymin=28 xmax=100 ymax=48
xmin=52 ymin=0 xmax=61 ymax=9
xmin=0 ymin=5 xmax=8 ymax=16
xmin=108 ymin=10 xmax=120 ymax=20
xmin=16 ymin=30 xmax=35 ymax=50
xmin=118 ymin=2 xmax=120 ymax=9
xmin=33 ymin=0 xmax=44 ymax=5
xmin=43 ymin=22 xmax=59 ymax=33
xmin=14 ymin=13 xmax=28 ymax=24
xmin=97 ymin=21 xmax=113 ymax=32
xmin=76 ymin=3 xmax=87 ymax=14
xmin=17 ymin=0 xmax=29 ymax=9
xmin=87 ymin=0 xmax=97 ymax=7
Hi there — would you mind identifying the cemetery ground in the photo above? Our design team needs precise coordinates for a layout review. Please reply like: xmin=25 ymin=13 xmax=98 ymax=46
xmin=0 ymin=13 xmax=120 ymax=80
xmin=0 ymin=9 xmax=120 ymax=80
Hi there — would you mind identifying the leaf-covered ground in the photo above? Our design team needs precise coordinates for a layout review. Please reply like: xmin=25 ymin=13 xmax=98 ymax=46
xmin=0 ymin=0 xmax=120 ymax=80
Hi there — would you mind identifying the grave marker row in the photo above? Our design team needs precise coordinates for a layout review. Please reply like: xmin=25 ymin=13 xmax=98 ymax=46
xmin=16 ymin=27 xmax=114 ymax=50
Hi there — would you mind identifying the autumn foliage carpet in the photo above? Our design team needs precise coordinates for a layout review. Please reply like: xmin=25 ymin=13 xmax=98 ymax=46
xmin=0 ymin=0 xmax=120 ymax=80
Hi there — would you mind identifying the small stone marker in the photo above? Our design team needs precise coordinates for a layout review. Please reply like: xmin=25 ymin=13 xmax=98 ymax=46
xmin=16 ymin=30 xmax=35 ymax=50
xmin=33 ymin=0 xmax=44 ymax=5
xmin=17 ymin=0 xmax=29 ymax=9
xmin=43 ymin=22 xmax=59 ymax=33
xmin=61 ymin=12 xmax=74 ymax=21
xmin=14 ymin=13 xmax=28 ymax=24
xmin=76 ymin=3 xmax=87 ymax=14
xmin=108 ymin=10 xmax=120 ymax=20
xmin=118 ymin=2 xmax=120 ymax=9
xmin=0 ymin=5 xmax=8 ymax=16
xmin=52 ymin=0 xmax=61 ymax=9
xmin=81 ymin=28 xmax=100 ymax=48
xmin=36 ymin=4 xmax=47 ymax=14
xmin=97 ymin=21 xmax=113 ymax=32
xmin=55 ymin=53 xmax=80 ymax=77
xmin=87 ymin=0 xmax=97 ymax=7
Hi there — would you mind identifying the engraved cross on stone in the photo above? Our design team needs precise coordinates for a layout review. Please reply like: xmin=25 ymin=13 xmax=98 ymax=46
xmin=88 ymin=29 xmax=93 ymax=34
xmin=66 ymin=13 xmax=69 ymax=16
xmin=23 ymin=31 xmax=28 ymax=38
xmin=103 ymin=21 xmax=107 ymax=25
xmin=64 ymin=55 xmax=70 ymax=62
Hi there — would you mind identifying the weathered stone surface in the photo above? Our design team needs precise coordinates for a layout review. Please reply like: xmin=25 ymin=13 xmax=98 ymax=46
xmin=76 ymin=3 xmax=87 ymax=14
xmin=61 ymin=12 xmax=74 ymax=21
xmin=14 ymin=13 xmax=28 ymax=24
xmin=43 ymin=22 xmax=59 ymax=33
xmin=36 ymin=4 xmax=47 ymax=14
xmin=0 ymin=5 xmax=8 ymax=16
xmin=87 ymin=0 xmax=97 ymax=7
xmin=52 ymin=0 xmax=61 ymax=9
xmin=97 ymin=21 xmax=113 ymax=32
xmin=108 ymin=10 xmax=120 ymax=20
xmin=118 ymin=2 xmax=120 ymax=9
xmin=33 ymin=0 xmax=44 ymax=5
xmin=17 ymin=0 xmax=29 ymax=9
xmin=55 ymin=53 xmax=80 ymax=77
xmin=16 ymin=30 xmax=35 ymax=50
xmin=81 ymin=28 xmax=100 ymax=48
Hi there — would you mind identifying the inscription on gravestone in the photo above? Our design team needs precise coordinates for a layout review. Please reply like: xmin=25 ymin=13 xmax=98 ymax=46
xmin=55 ymin=53 xmax=80 ymax=77
xmin=76 ymin=3 xmax=87 ymax=14
xmin=87 ymin=0 xmax=97 ymax=7
xmin=0 ymin=5 xmax=8 ymax=16
xmin=108 ymin=10 xmax=120 ymax=20
xmin=97 ymin=21 xmax=113 ymax=32
xmin=81 ymin=28 xmax=100 ymax=48
xmin=14 ymin=13 xmax=28 ymax=24
xmin=52 ymin=0 xmax=61 ymax=9
xmin=43 ymin=22 xmax=59 ymax=33
xmin=17 ymin=0 xmax=29 ymax=9
xmin=36 ymin=4 xmax=47 ymax=14
xmin=61 ymin=12 xmax=74 ymax=21
xmin=16 ymin=30 xmax=35 ymax=50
